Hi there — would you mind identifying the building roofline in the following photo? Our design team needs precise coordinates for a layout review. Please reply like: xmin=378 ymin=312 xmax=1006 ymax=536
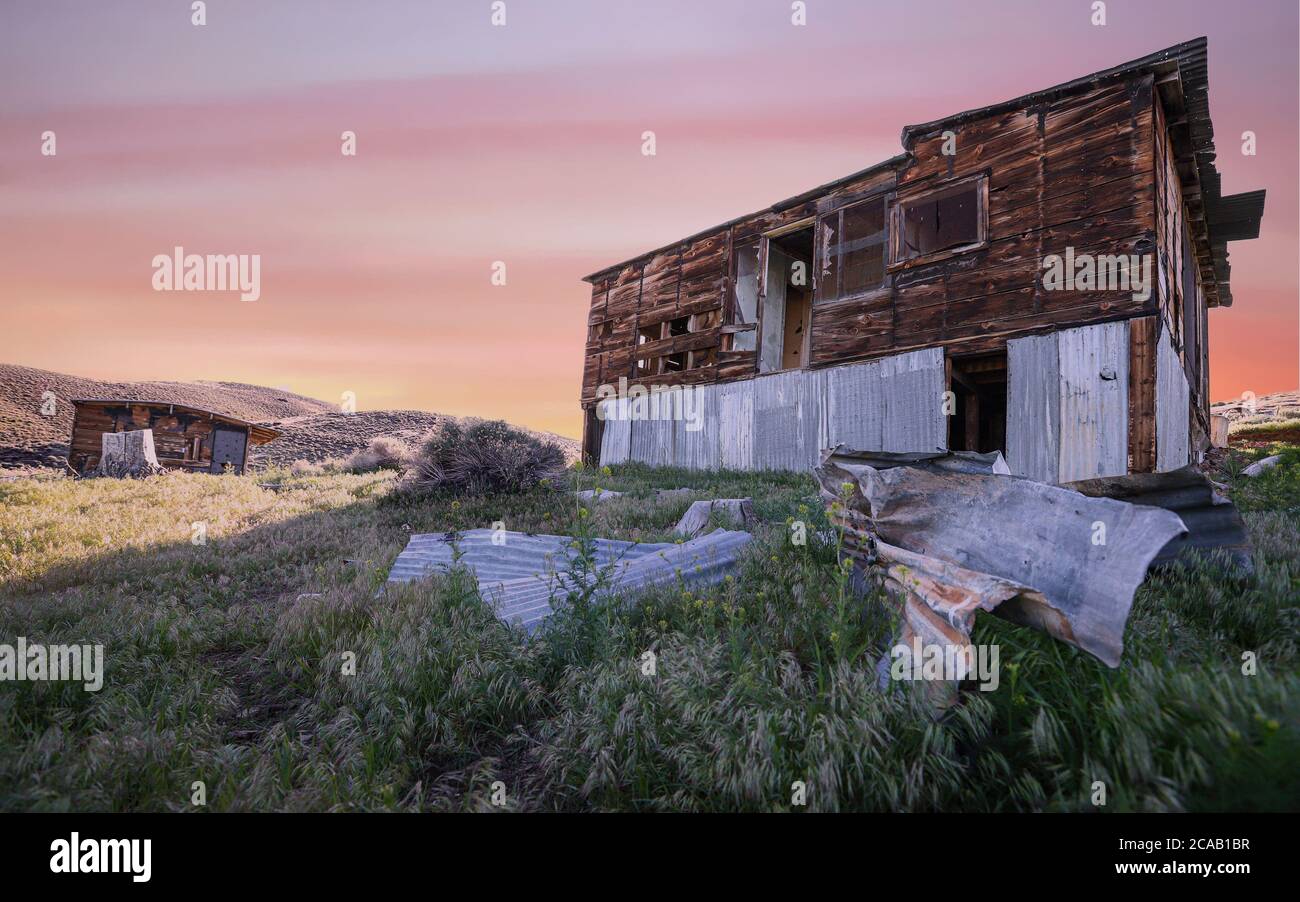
xmin=580 ymin=36 xmax=1262 ymax=308
xmin=71 ymin=398 xmax=281 ymax=444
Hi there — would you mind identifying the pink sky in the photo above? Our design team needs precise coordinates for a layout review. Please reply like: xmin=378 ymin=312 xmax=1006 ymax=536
xmin=1 ymin=0 xmax=1295 ymax=438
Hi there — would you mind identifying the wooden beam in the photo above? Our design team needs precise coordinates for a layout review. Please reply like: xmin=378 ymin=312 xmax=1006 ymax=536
xmin=1128 ymin=316 xmax=1157 ymax=473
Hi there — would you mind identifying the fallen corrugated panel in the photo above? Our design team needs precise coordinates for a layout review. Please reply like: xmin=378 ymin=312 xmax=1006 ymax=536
xmin=386 ymin=528 xmax=753 ymax=633
xmin=1065 ymin=465 xmax=1253 ymax=572
xmin=816 ymin=447 xmax=1187 ymax=670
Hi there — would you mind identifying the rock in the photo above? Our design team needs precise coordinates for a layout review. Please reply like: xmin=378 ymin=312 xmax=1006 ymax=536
xmin=674 ymin=498 xmax=756 ymax=538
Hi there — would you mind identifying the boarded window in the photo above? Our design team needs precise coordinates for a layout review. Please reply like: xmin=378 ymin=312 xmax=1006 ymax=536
xmin=894 ymin=177 xmax=984 ymax=262
xmin=818 ymin=197 xmax=888 ymax=303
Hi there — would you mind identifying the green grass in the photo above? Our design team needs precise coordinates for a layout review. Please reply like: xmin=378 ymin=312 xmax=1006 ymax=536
xmin=0 ymin=450 xmax=1296 ymax=812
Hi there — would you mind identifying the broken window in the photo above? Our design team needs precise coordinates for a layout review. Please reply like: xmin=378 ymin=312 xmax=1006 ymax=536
xmin=727 ymin=240 xmax=760 ymax=352
xmin=817 ymin=196 xmax=888 ymax=303
xmin=894 ymin=176 xmax=985 ymax=263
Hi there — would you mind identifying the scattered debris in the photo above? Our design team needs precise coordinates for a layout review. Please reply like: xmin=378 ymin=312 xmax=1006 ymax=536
xmin=386 ymin=527 xmax=752 ymax=633
xmin=816 ymin=448 xmax=1187 ymax=685
xmin=1243 ymin=454 xmax=1282 ymax=477
xmin=1067 ymin=465 xmax=1253 ymax=572
xmin=674 ymin=499 xmax=756 ymax=538
xmin=93 ymin=430 xmax=167 ymax=478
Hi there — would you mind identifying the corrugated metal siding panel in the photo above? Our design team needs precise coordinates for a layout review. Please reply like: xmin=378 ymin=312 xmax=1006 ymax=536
xmin=673 ymin=383 xmax=719 ymax=470
xmin=880 ymin=347 xmax=946 ymax=452
xmin=751 ymin=370 xmax=806 ymax=471
xmin=606 ymin=348 xmax=945 ymax=472
xmin=827 ymin=358 xmax=884 ymax=451
xmin=597 ymin=398 xmax=631 ymax=466
xmin=1156 ymin=326 xmax=1190 ymax=471
xmin=718 ymin=381 xmax=753 ymax=470
xmin=1057 ymin=321 xmax=1129 ymax=482
xmin=1007 ymin=333 xmax=1061 ymax=482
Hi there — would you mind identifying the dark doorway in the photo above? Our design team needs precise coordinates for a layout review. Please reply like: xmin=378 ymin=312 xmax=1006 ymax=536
xmin=948 ymin=352 xmax=1007 ymax=455
xmin=210 ymin=426 xmax=248 ymax=473
xmin=758 ymin=225 xmax=814 ymax=373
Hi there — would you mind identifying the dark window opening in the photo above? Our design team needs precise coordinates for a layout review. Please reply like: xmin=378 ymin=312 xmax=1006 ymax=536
xmin=661 ymin=351 xmax=688 ymax=373
xmin=896 ymin=178 xmax=983 ymax=262
xmin=948 ymin=352 xmax=1007 ymax=455
xmin=667 ymin=315 xmax=691 ymax=337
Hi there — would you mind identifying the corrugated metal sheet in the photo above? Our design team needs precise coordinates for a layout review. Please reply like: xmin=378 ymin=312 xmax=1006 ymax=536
xmin=386 ymin=528 xmax=753 ymax=633
xmin=600 ymin=348 xmax=945 ymax=472
xmin=817 ymin=448 xmax=1187 ymax=669
xmin=1156 ymin=326 xmax=1190 ymax=471
xmin=1007 ymin=332 xmax=1061 ymax=483
xmin=880 ymin=347 xmax=946 ymax=452
xmin=1066 ymin=465 xmax=1252 ymax=572
xmin=718 ymin=380 xmax=753 ymax=470
xmin=1056 ymin=320 xmax=1129 ymax=481
xmin=825 ymin=358 xmax=884 ymax=451
xmin=597 ymin=398 xmax=631 ymax=466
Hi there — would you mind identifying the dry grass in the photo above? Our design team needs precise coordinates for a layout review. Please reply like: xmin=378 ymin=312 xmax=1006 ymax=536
xmin=0 ymin=449 xmax=1296 ymax=812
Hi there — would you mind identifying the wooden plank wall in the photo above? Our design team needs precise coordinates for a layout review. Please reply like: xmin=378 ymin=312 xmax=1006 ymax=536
xmin=1153 ymin=91 xmax=1210 ymax=450
xmin=882 ymin=77 xmax=1156 ymax=362
xmin=581 ymin=77 xmax=1159 ymax=420
xmin=69 ymin=404 xmax=226 ymax=473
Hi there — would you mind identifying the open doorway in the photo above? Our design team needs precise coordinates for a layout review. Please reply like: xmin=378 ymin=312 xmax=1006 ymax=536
xmin=948 ymin=351 xmax=1007 ymax=454
xmin=758 ymin=224 xmax=814 ymax=373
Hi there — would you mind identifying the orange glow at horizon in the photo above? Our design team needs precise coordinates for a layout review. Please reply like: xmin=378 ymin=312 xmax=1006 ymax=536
xmin=1 ymin=2 xmax=1296 ymax=439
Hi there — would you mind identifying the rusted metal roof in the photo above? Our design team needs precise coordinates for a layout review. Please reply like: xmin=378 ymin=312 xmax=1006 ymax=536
xmin=71 ymin=399 xmax=281 ymax=444
xmin=386 ymin=527 xmax=753 ymax=633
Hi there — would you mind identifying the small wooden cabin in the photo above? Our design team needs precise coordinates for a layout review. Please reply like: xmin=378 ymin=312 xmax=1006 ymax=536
xmin=68 ymin=400 xmax=280 ymax=475
xmin=577 ymin=39 xmax=1265 ymax=481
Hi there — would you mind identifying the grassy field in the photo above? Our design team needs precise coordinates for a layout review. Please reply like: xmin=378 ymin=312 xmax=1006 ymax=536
xmin=1 ymin=447 xmax=1297 ymax=812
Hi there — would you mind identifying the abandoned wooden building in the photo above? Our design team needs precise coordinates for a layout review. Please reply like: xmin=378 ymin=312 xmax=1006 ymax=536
xmin=578 ymin=39 xmax=1265 ymax=481
xmin=68 ymin=400 xmax=280 ymax=475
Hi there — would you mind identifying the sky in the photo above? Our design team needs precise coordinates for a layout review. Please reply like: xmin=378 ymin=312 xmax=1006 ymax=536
xmin=1 ymin=0 xmax=1296 ymax=438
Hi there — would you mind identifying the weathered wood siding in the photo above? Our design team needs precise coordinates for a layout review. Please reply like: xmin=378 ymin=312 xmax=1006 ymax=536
xmin=581 ymin=78 xmax=1156 ymax=411
xmin=69 ymin=403 xmax=236 ymax=474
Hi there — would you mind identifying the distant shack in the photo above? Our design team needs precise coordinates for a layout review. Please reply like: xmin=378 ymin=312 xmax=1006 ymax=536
xmin=68 ymin=400 xmax=280 ymax=475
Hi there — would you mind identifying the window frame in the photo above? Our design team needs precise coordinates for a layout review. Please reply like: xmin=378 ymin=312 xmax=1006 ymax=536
xmin=815 ymin=192 xmax=893 ymax=306
xmin=888 ymin=173 xmax=988 ymax=269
